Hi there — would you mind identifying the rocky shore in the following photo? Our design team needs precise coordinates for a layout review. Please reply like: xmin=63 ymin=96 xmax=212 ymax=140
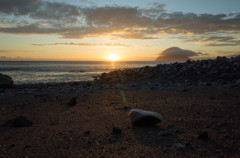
xmin=1 ymin=56 xmax=239 ymax=94
xmin=94 ymin=55 xmax=240 ymax=90
xmin=0 ymin=56 xmax=239 ymax=157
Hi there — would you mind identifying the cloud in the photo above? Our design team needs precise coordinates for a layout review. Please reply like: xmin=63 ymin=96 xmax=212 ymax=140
xmin=205 ymin=42 xmax=240 ymax=47
xmin=213 ymin=51 xmax=240 ymax=57
xmin=0 ymin=0 xmax=240 ymax=44
xmin=31 ymin=42 xmax=131 ymax=47
xmin=0 ymin=56 xmax=46 ymax=61
xmin=179 ymin=35 xmax=240 ymax=47
xmin=0 ymin=50 xmax=12 ymax=54
xmin=0 ymin=49 xmax=34 ymax=54
xmin=156 ymin=47 xmax=206 ymax=61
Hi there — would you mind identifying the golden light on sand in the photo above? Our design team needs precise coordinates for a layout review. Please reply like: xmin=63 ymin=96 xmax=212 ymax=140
xmin=108 ymin=53 xmax=118 ymax=61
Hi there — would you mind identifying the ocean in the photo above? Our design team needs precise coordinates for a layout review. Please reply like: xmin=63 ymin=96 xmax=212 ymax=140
xmin=0 ymin=61 xmax=162 ymax=85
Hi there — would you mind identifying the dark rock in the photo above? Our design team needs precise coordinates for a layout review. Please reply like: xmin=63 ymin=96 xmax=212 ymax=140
xmin=1 ymin=116 xmax=33 ymax=128
xmin=175 ymin=130 xmax=183 ymax=134
xmin=8 ymin=144 xmax=15 ymax=149
xmin=24 ymin=145 xmax=31 ymax=149
xmin=109 ymin=137 xmax=117 ymax=143
xmin=158 ymin=131 xmax=175 ymax=137
xmin=67 ymin=97 xmax=77 ymax=106
xmin=112 ymin=127 xmax=121 ymax=135
xmin=110 ymin=127 xmax=122 ymax=143
xmin=0 ymin=73 xmax=14 ymax=88
xmin=185 ymin=142 xmax=192 ymax=147
xmin=123 ymin=106 xmax=130 ymax=110
xmin=172 ymin=143 xmax=184 ymax=148
xmin=0 ymin=89 xmax=6 ymax=93
xmin=167 ymin=125 xmax=174 ymax=129
xmin=101 ymin=73 xmax=107 ymax=78
xmin=197 ymin=131 xmax=208 ymax=140
xmin=84 ymin=131 xmax=90 ymax=136
xmin=11 ymin=116 xmax=33 ymax=128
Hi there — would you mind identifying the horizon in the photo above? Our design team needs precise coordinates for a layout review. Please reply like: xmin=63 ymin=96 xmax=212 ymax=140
xmin=0 ymin=54 xmax=237 ymax=62
xmin=0 ymin=0 xmax=240 ymax=61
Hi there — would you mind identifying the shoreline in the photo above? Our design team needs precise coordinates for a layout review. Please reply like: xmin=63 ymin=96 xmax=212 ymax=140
xmin=0 ymin=56 xmax=240 ymax=157
xmin=3 ymin=55 xmax=239 ymax=94
xmin=1 ymin=55 xmax=240 ymax=90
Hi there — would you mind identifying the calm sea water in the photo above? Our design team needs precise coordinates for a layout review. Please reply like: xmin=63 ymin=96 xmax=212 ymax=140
xmin=0 ymin=61 xmax=162 ymax=85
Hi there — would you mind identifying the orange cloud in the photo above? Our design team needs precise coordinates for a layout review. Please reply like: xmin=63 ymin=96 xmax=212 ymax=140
xmin=31 ymin=42 xmax=131 ymax=47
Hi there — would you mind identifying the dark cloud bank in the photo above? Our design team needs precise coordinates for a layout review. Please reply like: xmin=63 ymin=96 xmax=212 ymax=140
xmin=0 ymin=0 xmax=240 ymax=46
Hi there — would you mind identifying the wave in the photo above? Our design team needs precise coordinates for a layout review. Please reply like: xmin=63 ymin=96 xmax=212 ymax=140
xmin=0 ymin=68 xmax=23 ymax=71
xmin=0 ymin=61 xmax=160 ymax=84
xmin=67 ymin=70 xmax=85 ymax=73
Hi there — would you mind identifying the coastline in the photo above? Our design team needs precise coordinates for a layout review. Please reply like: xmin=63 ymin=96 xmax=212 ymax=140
xmin=0 ymin=56 xmax=240 ymax=157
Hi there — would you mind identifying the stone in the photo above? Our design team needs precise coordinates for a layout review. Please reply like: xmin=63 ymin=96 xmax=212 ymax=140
xmin=172 ymin=143 xmax=184 ymax=148
xmin=84 ymin=131 xmax=90 ymax=136
xmin=1 ymin=116 xmax=33 ymax=128
xmin=123 ymin=106 xmax=129 ymax=110
xmin=67 ymin=97 xmax=77 ymax=106
xmin=24 ymin=145 xmax=31 ymax=149
xmin=128 ymin=109 xmax=163 ymax=126
xmin=158 ymin=131 xmax=175 ymax=137
xmin=112 ymin=127 xmax=121 ymax=135
xmin=110 ymin=127 xmax=122 ymax=143
xmin=197 ymin=131 xmax=208 ymax=140
xmin=8 ymin=144 xmax=15 ymax=149
xmin=0 ymin=73 xmax=14 ymax=88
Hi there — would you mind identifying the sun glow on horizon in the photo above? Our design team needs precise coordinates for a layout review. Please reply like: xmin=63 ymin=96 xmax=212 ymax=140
xmin=108 ymin=53 xmax=118 ymax=61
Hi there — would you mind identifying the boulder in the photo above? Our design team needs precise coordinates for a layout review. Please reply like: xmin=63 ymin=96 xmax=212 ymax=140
xmin=129 ymin=109 xmax=163 ymax=126
xmin=0 ymin=73 xmax=14 ymax=88
xmin=1 ymin=116 xmax=33 ymax=128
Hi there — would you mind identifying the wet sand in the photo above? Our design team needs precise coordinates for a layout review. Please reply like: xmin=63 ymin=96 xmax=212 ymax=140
xmin=0 ymin=85 xmax=239 ymax=157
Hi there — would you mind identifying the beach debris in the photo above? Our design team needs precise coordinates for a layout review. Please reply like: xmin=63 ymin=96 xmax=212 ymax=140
xmin=1 ymin=116 xmax=33 ymax=128
xmin=0 ymin=73 xmax=14 ymax=88
xmin=128 ymin=109 xmax=163 ymax=126
xmin=197 ymin=131 xmax=209 ymax=140
xmin=67 ymin=97 xmax=77 ymax=106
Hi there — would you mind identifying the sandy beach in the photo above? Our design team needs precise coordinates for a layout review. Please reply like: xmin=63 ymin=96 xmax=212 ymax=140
xmin=0 ymin=83 xmax=239 ymax=157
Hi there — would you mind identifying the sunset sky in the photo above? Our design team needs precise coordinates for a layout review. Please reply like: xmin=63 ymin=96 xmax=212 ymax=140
xmin=0 ymin=0 xmax=240 ymax=61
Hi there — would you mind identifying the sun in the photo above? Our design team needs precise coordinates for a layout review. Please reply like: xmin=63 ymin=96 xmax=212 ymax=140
xmin=108 ymin=53 xmax=118 ymax=61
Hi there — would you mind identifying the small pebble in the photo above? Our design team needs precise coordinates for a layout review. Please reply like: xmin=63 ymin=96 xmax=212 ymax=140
xmin=112 ymin=127 xmax=121 ymax=135
xmin=67 ymin=97 xmax=77 ymax=106
xmin=84 ymin=131 xmax=90 ymax=136
xmin=198 ymin=131 xmax=208 ymax=140
xmin=172 ymin=143 xmax=184 ymax=148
